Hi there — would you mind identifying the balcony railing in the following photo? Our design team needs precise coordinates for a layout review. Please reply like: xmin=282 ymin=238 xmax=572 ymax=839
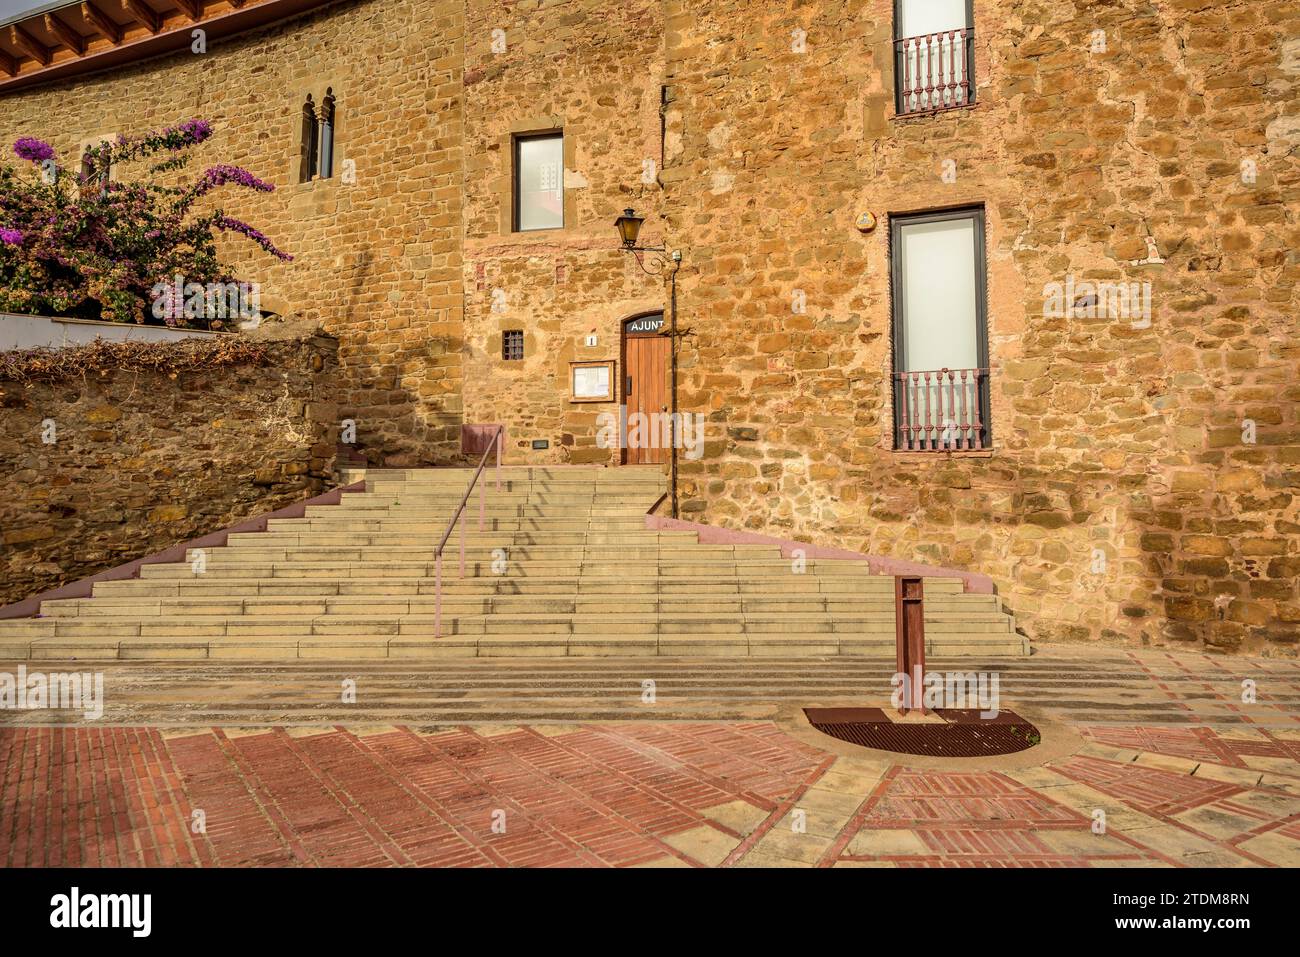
xmin=895 ymin=28 xmax=974 ymax=116
xmin=894 ymin=367 xmax=989 ymax=451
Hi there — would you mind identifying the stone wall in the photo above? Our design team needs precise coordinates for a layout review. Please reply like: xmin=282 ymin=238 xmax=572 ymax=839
xmin=459 ymin=0 xmax=667 ymax=463
xmin=0 ymin=334 xmax=339 ymax=605
xmin=661 ymin=0 xmax=1300 ymax=654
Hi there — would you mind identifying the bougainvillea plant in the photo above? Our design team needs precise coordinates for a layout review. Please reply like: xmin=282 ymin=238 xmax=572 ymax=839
xmin=0 ymin=119 xmax=291 ymax=327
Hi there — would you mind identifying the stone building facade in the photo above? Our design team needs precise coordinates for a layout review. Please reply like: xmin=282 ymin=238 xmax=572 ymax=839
xmin=0 ymin=0 xmax=1296 ymax=654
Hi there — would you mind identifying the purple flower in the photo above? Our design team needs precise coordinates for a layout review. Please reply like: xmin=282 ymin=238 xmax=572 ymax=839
xmin=0 ymin=227 xmax=23 ymax=246
xmin=174 ymin=119 xmax=213 ymax=144
xmin=217 ymin=216 xmax=294 ymax=261
xmin=196 ymin=164 xmax=275 ymax=196
xmin=13 ymin=137 xmax=55 ymax=163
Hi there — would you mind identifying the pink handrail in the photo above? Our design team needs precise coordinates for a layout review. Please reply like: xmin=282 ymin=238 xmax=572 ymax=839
xmin=434 ymin=426 xmax=503 ymax=638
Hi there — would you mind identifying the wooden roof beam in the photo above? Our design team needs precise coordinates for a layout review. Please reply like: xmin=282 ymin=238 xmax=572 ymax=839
xmin=10 ymin=24 xmax=52 ymax=66
xmin=81 ymin=3 xmax=123 ymax=45
xmin=174 ymin=0 xmax=204 ymax=20
xmin=44 ymin=14 xmax=87 ymax=56
xmin=0 ymin=48 xmax=16 ymax=77
xmin=124 ymin=0 xmax=162 ymax=35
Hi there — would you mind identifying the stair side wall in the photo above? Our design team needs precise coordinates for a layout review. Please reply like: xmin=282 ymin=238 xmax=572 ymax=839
xmin=0 ymin=335 xmax=340 ymax=606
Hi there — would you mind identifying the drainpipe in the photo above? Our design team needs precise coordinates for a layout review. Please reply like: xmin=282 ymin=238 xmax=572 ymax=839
xmin=668 ymin=255 xmax=681 ymax=519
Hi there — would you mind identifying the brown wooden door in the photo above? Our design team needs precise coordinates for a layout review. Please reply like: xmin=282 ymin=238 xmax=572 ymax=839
xmin=624 ymin=328 xmax=670 ymax=465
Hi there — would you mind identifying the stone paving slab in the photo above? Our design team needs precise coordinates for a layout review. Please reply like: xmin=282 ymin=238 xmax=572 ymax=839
xmin=0 ymin=644 xmax=1296 ymax=728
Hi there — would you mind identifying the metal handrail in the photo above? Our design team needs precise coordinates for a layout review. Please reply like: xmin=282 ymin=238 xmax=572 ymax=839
xmin=433 ymin=425 xmax=504 ymax=637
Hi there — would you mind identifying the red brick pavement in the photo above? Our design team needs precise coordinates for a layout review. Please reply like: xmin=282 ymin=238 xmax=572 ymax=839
xmin=821 ymin=765 xmax=1156 ymax=868
xmin=2 ymin=723 xmax=1297 ymax=867
xmin=1053 ymin=754 xmax=1246 ymax=816
xmin=1 ymin=723 xmax=827 ymax=868
xmin=1081 ymin=725 xmax=1300 ymax=766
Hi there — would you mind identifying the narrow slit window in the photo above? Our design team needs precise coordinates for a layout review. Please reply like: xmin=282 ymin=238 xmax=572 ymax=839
xmin=300 ymin=94 xmax=319 ymax=183
xmin=319 ymin=89 xmax=336 ymax=179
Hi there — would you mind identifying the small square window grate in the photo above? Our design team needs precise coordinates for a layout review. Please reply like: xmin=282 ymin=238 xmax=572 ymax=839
xmin=502 ymin=330 xmax=524 ymax=360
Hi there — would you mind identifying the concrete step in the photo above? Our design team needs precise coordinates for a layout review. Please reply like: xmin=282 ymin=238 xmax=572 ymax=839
xmin=91 ymin=575 xmax=971 ymax=597
xmin=42 ymin=593 xmax=1001 ymax=617
xmin=0 ymin=612 xmax=1013 ymax=639
xmin=302 ymin=505 xmax=654 ymax=519
xmin=0 ymin=634 xmax=1028 ymax=661
xmin=222 ymin=533 xmax=697 ymax=548
xmin=199 ymin=544 xmax=784 ymax=561
xmin=364 ymin=489 xmax=666 ymax=502
xmin=350 ymin=494 xmax=662 ymax=508
xmin=264 ymin=518 xmax=661 ymax=532
xmin=138 ymin=558 xmax=891 ymax=579
xmin=361 ymin=468 xmax=663 ymax=484
xmin=361 ymin=476 xmax=663 ymax=487
xmin=367 ymin=473 xmax=664 ymax=482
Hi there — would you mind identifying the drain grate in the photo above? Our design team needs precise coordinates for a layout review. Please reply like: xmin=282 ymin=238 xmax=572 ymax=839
xmin=804 ymin=707 xmax=1040 ymax=757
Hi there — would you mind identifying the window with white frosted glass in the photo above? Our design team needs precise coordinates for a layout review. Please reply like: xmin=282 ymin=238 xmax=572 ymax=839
xmin=890 ymin=207 xmax=990 ymax=451
xmin=514 ymin=133 xmax=564 ymax=232
xmin=898 ymin=217 xmax=979 ymax=372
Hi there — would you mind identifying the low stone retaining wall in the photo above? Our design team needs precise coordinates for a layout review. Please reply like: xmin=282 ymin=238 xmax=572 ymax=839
xmin=0 ymin=332 xmax=340 ymax=606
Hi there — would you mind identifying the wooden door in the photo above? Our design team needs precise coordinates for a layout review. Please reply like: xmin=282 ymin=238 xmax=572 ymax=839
xmin=623 ymin=319 xmax=670 ymax=465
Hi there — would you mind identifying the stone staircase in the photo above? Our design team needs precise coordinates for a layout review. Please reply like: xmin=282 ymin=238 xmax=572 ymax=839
xmin=0 ymin=466 xmax=1027 ymax=660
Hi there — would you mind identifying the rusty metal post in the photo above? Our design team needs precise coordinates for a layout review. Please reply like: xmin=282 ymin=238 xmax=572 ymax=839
xmin=434 ymin=551 xmax=442 ymax=638
xmin=895 ymin=576 xmax=926 ymax=715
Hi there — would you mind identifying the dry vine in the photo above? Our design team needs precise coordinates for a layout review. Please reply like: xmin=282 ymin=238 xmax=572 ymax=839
xmin=0 ymin=337 xmax=271 ymax=384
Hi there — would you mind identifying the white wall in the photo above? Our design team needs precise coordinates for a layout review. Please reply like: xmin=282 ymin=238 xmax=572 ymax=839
xmin=0 ymin=313 xmax=228 ymax=351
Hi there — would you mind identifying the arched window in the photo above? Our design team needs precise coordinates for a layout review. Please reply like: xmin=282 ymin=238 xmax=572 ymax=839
xmin=318 ymin=89 xmax=336 ymax=179
xmin=300 ymin=94 xmax=319 ymax=183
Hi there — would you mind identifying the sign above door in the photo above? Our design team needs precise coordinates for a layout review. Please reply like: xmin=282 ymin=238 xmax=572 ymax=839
xmin=624 ymin=313 xmax=664 ymax=336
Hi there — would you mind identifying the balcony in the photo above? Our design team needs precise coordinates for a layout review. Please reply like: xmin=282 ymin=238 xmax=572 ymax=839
xmin=894 ymin=28 xmax=974 ymax=117
xmin=894 ymin=367 xmax=989 ymax=451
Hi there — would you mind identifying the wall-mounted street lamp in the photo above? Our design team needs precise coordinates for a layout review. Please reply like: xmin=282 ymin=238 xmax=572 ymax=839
xmin=614 ymin=208 xmax=684 ymax=519
xmin=615 ymin=208 xmax=646 ymax=248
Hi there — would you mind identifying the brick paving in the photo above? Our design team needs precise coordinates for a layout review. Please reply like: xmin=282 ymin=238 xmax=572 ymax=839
xmin=2 ymin=720 xmax=1298 ymax=868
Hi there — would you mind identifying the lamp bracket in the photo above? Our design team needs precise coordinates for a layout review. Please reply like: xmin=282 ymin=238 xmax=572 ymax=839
xmin=623 ymin=246 xmax=678 ymax=277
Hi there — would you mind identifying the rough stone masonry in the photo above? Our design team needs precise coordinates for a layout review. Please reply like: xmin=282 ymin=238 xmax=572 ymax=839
xmin=0 ymin=0 xmax=1295 ymax=654
xmin=0 ymin=334 xmax=339 ymax=605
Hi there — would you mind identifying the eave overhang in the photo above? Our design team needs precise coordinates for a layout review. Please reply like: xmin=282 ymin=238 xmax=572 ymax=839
xmin=0 ymin=0 xmax=349 ymax=94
